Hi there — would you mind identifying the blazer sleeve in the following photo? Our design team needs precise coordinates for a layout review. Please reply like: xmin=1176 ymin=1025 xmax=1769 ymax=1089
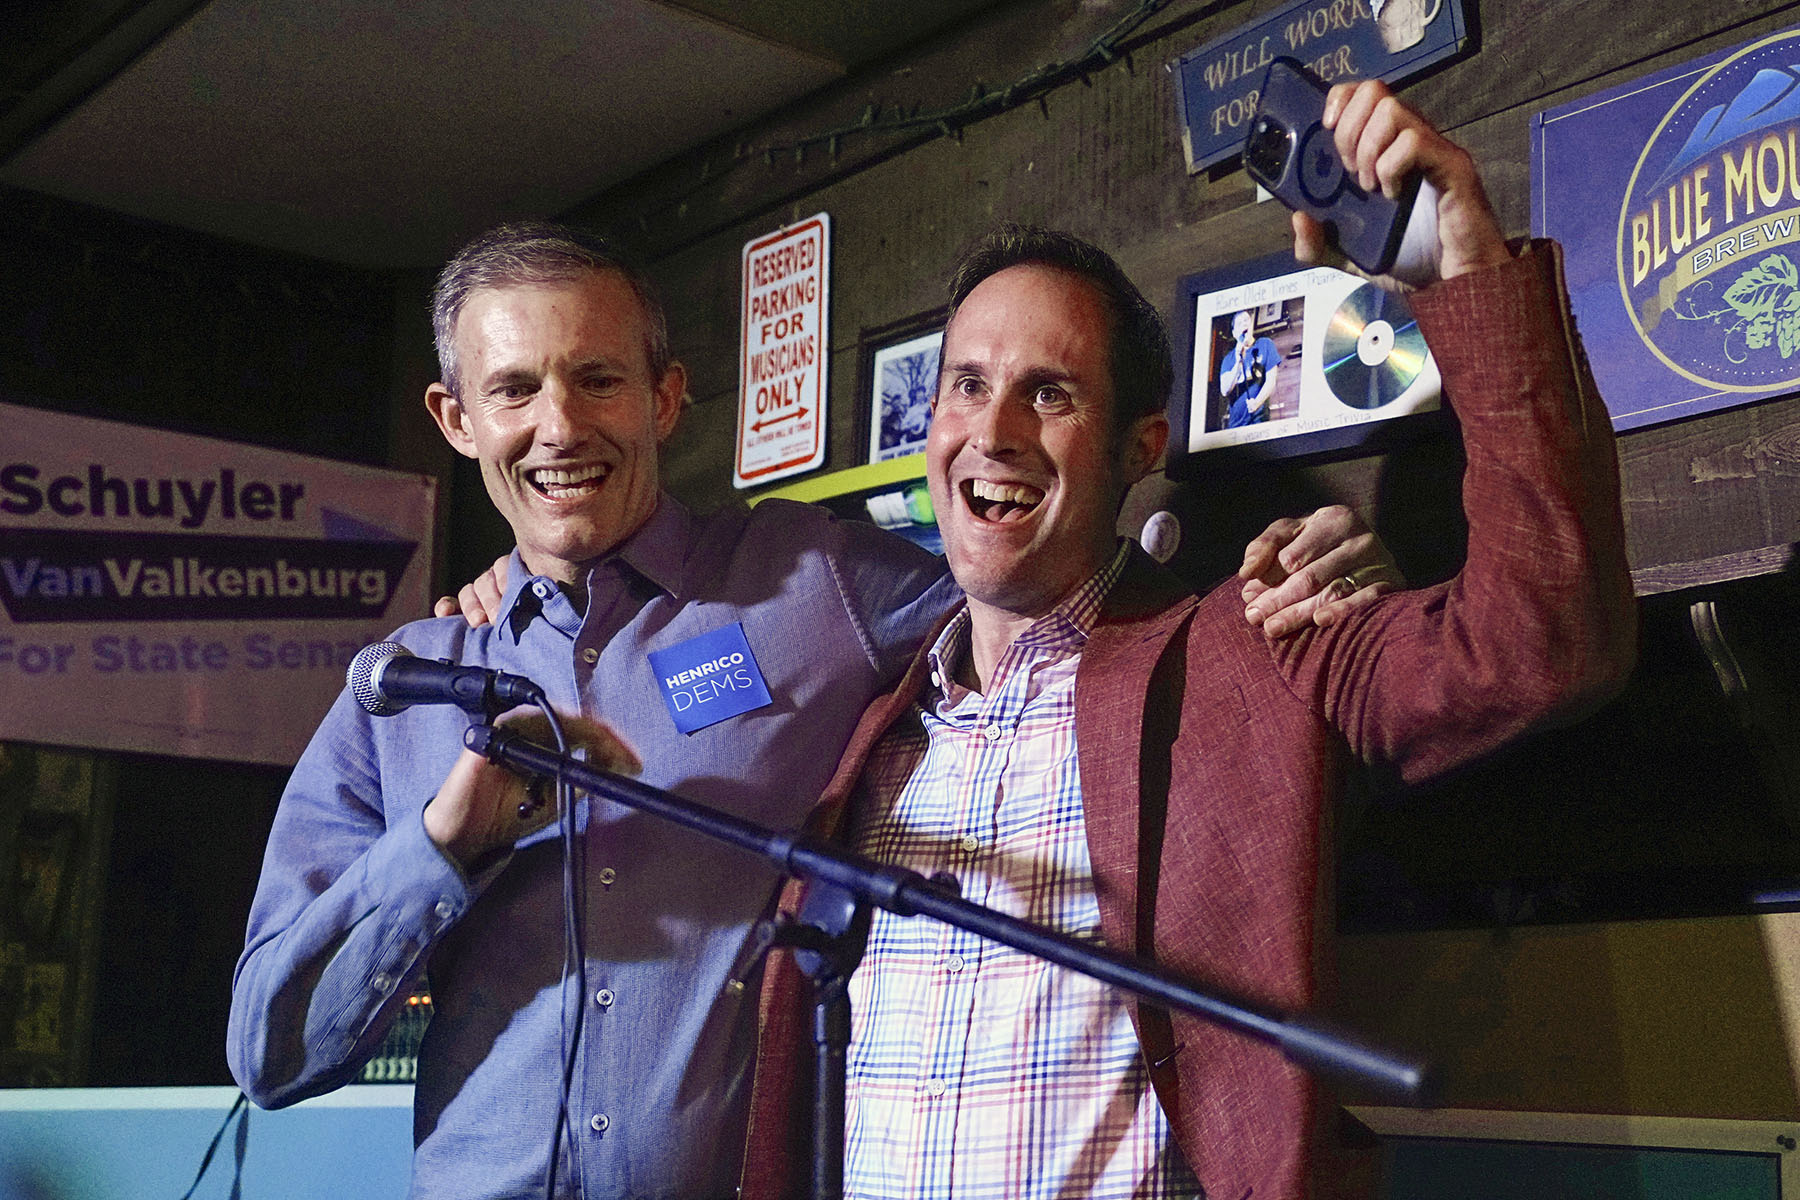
xmin=1271 ymin=240 xmax=1636 ymax=785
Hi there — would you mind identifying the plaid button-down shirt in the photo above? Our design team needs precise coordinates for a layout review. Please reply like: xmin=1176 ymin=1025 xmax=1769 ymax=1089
xmin=843 ymin=544 xmax=1201 ymax=1199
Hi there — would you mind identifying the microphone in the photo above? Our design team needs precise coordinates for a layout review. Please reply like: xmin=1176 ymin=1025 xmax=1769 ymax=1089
xmin=346 ymin=641 xmax=544 ymax=717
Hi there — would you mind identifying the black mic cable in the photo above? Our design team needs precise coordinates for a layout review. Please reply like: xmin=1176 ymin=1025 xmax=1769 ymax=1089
xmin=346 ymin=640 xmax=585 ymax=1200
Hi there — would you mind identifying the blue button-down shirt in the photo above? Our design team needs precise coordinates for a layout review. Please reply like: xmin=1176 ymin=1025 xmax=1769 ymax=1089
xmin=229 ymin=495 xmax=956 ymax=1199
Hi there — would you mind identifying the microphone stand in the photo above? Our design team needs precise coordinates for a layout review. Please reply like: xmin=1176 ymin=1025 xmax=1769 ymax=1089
xmin=465 ymin=722 xmax=1439 ymax=1200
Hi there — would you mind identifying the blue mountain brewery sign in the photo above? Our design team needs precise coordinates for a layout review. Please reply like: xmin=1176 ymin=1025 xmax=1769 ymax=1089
xmin=1623 ymin=31 xmax=1800 ymax=394
xmin=1536 ymin=25 xmax=1800 ymax=428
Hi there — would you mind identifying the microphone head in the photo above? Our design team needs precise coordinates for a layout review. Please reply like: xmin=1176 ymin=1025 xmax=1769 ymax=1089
xmin=347 ymin=641 xmax=411 ymax=717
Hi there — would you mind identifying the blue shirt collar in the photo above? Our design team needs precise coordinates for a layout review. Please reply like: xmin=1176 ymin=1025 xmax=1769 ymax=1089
xmin=495 ymin=492 xmax=695 ymax=640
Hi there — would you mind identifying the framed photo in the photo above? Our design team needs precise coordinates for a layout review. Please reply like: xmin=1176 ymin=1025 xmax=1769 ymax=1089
xmin=1167 ymin=252 xmax=1450 ymax=477
xmin=859 ymin=308 xmax=946 ymax=464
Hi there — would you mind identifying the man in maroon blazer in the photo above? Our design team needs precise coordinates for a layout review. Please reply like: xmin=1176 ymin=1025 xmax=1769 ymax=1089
xmin=741 ymin=81 xmax=1637 ymax=1198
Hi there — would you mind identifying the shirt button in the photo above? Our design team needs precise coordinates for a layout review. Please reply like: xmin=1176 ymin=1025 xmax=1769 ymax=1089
xmin=589 ymin=1113 xmax=609 ymax=1133
xmin=930 ymin=670 xmax=942 ymax=689
xmin=945 ymin=955 xmax=965 ymax=974
xmin=983 ymin=723 xmax=1002 ymax=741
xmin=598 ymin=867 xmax=617 ymax=887
xmin=581 ymin=647 xmax=599 ymax=664
xmin=925 ymin=1079 xmax=947 ymax=1097
xmin=371 ymin=972 xmax=393 ymax=995
xmin=434 ymin=899 xmax=455 ymax=921
xmin=532 ymin=579 xmax=556 ymax=599
xmin=959 ymin=834 xmax=981 ymax=854
xmin=594 ymin=989 xmax=615 ymax=1008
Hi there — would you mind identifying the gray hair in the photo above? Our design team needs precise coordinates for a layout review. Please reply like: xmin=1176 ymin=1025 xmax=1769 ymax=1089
xmin=431 ymin=221 xmax=673 ymax=396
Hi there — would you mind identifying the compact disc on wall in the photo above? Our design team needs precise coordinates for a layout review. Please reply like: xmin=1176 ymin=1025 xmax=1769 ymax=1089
xmin=1321 ymin=283 xmax=1428 ymax=409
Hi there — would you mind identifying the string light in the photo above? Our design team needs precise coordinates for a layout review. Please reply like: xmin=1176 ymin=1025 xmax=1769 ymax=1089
xmin=594 ymin=0 xmax=1245 ymax=249
xmin=750 ymin=0 xmax=1175 ymax=164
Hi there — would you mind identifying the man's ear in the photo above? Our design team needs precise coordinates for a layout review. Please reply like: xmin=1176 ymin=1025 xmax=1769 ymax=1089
xmin=1120 ymin=412 xmax=1170 ymax=484
xmin=652 ymin=361 xmax=687 ymax=442
xmin=425 ymin=383 xmax=480 ymax=460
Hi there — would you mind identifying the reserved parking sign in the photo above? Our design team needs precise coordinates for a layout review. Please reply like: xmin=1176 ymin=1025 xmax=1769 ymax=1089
xmin=735 ymin=214 xmax=830 ymax=488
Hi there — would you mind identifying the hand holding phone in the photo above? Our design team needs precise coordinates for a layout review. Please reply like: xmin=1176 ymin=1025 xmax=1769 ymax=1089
xmin=1245 ymin=68 xmax=1512 ymax=286
xmin=1243 ymin=58 xmax=1419 ymax=275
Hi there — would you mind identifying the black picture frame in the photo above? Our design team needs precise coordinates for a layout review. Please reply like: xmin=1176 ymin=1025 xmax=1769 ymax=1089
xmin=857 ymin=306 xmax=948 ymax=466
xmin=1166 ymin=251 xmax=1453 ymax=479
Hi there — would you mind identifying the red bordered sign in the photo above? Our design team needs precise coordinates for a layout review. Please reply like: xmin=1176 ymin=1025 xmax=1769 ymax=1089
xmin=735 ymin=214 xmax=830 ymax=488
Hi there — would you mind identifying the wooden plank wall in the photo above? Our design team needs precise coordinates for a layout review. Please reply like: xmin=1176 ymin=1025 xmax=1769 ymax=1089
xmin=531 ymin=0 xmax=1800 ymax=1120
xmin=565 ymin=0 xmax=1800 ymax=594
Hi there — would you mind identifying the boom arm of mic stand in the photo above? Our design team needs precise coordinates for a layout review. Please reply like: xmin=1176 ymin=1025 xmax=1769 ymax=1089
xmin=464 ymin=722 xmax=1440 ymax=1106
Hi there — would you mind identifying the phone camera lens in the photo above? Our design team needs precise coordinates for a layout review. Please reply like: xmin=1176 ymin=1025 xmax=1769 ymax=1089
xmin=1247 ymin=117 xmax=1290 ymax=180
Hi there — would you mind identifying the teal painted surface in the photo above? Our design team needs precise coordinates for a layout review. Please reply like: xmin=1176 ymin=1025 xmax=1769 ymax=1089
xmin=0 ymin=1088 xmax=412 ymax=1199
xmin=1385 ymin=1138 xmax=1782 ymax=1200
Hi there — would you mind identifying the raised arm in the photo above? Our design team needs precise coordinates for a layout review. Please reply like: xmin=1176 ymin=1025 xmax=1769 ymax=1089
xmin=1276 ymin=82 xmax=1636 ymax=782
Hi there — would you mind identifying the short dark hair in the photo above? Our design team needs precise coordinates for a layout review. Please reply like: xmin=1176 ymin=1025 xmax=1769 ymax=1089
xmin=431 ymin=221 xmax=673 ymax=396
xmin=944 ymin=224 xmax=1173 ymax=432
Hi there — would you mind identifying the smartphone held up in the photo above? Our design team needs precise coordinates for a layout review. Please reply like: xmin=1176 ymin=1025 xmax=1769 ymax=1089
xmin=1243 ymin=58 xmax=1420 ymax=276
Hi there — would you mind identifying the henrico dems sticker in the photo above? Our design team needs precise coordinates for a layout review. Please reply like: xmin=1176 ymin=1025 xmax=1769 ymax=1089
xmin=648 ymin=622 xmax=773 ymax=735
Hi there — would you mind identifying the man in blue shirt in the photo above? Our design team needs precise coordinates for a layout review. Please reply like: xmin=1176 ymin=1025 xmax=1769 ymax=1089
xmin=229 ymin=221 xmax=1395 ymax=1199
xmin=228 ymin=223 xmax=961 ymax=1198
xmin=1219 ymin=308 xmax=1282 ymax=427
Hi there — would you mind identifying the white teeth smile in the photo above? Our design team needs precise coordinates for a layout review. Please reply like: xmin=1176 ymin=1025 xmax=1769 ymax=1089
xmin=969 ymin=479 xmax=1044 ymax=507
xmin=966 ymin=479 xmax=1044 ymax=523
xmin=529 ymin=465 xmax=608 ymax=497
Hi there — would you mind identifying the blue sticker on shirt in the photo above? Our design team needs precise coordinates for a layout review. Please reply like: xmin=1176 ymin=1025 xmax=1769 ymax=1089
xmin=648 ymin=621 xmax=773 ymax=735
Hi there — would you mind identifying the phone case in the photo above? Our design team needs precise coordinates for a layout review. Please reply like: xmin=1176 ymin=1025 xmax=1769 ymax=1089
xmin=1243 ymin=57 xmax=1418 ymax=275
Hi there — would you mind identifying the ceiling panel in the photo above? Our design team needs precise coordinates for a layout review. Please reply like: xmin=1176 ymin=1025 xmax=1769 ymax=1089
xmin=2 ymin=0 xmax=852 ymax=268
xmin=670 ymin=0 xmax=1007 ymax=70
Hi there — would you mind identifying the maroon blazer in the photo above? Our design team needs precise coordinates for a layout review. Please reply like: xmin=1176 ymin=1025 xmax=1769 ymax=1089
xmin=740 ymin=243 xmax=1636 ymax=1199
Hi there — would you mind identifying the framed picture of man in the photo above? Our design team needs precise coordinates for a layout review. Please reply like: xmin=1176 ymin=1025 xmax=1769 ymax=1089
xmin=859 ymin=309 xmax=946 ymax=464
xmin=1211 ymin=301 xmax=1305 ymax=430
xmin=1167 ymin=252 xmax=1450 ymax=477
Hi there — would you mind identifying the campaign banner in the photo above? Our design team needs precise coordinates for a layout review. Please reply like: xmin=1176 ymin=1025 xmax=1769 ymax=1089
xmin=1171 ymin=0 xmax=1468 ymax=174
xmin=735 ymin=214 xmax=830 ymax=488
xmin=1533 ymin=25 xmax=1800 ymax=430
xmin=0 ymin=400 xmax=435 ymax=765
